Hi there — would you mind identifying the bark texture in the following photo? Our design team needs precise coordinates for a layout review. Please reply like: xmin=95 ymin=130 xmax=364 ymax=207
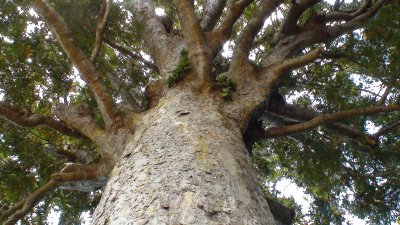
xmin=92 ymin=88 xmax=275 ymax=224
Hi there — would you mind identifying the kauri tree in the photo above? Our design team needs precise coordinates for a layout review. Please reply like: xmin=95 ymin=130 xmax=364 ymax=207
xmin=0 ymin=0 xmax=399 ymax=224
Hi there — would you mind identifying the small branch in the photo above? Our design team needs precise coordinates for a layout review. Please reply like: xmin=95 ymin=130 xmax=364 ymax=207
xmin=173 ymin=0 xmax=212 ymax=90
xmin=104 ymin=39 xmax=159 ymax=73
xmin=327 ymin=0 xmax=387 ymax=39
xmin=32 ymin=0 xmax=118 ymax=130
xmin=231 ymin=0 xmax=283 ymax=68
xmin=323 ymin=0 xmax=372 ymax=22
xmin=208 ymin=0 xmax=254 ymax=55
xmin=200 ymin=0 xmax=227 ymax=32
xmin=373 ymin=121 xmax=400 ymax=138
xmin=264 ymin=104 xmax=400 ymax=138
xmin=377 ymin=85 xmax=392 ymax=106
xmin=0 ymin=104 xmax=83 ymax=138
xmin=90 ymin=0 xmax=113 ymax=62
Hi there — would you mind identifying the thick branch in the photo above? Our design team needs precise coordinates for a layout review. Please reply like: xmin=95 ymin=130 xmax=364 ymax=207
xmin=0 ymin=104 xmax=82 ymax=138
xmin=90 ymin=0 xmax=112 ymax=62
xmin=265 ymin=104 xmax=400 ymax=138
xmin=200 ymin=0 xmax=227 ymax=32
xmin=55 ymin=104 xmax=107 ymax=148
xmin=32 ymin=0 xmax=118 ymax=129
xmin=231 ymin=0 xmax=282 ymax=68
xmin=208 ymin=0 xmax=254 ymax=55
xmin=173 ymin=0 xmax=212 ymax=90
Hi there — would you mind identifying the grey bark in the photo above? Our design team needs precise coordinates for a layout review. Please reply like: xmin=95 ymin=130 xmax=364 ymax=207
xmin=91 ymin=88 xmax=276 ymax=224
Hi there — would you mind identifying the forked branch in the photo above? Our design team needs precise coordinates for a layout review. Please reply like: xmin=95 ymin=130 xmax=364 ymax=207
xmin=373 ymin=121 xmax=400 ymax=138
xmin=231 ymin=0 xmax=283 ymax=68
xmin=208 ymin=0 xmax=254 ymax=54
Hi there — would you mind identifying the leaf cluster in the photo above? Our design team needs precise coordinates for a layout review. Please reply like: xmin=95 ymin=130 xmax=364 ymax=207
xmin=167 ymin=49 xmax=191 ymax=87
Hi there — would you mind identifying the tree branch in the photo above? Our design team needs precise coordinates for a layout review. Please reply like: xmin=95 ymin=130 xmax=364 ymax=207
xmin=377 ymin=85 xmax=392 ymax=106
xmin=275 ymin=48 xmax=322 ymax=73
xmin=104 ymin=39 xmax=159 ymax=73
xmin=323 ymin=0 xmax=372 ymax=22
xmin=1 ymin=163 xmax=104 ymax=225
xmin=173 ymin=0 xmax=212 ymax=90
xmin=200 ymin=0 xmax=227 ymax=32
xmin=231 ymin=0 xmax=282 ymax=69
xmin=55 ymin=104 xmax=107 ymax=148
xmin=0 ymin=104 xmax=83 ymax=138
xmin=263 ymin=48 xmax=322 ymax=87
xmin=208 ymin=0 xmax=254 ymax=55
xmin=32 ymin=0 xmax=118 ymax=130
xmin=264 ymin=104 xmax=400 ymax=138
xmin=122 ymin=0 xmax=172 ymax=74
xmin=373 ymin=121 xmax=400 ymax=138
xmin=327 ymin=0 xmax=387 ymax=38
xmin=90 ymin=0 xmax=112 ymax=62
xmin=2 ymin=180 xmax=58 ymax=225
xmin=272 ymin=0 xmax=319 ymax=44
xmin=266 ymin=101 xmax=377 ymax=144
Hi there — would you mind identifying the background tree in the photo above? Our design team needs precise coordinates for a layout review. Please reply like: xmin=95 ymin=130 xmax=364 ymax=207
xmin=0 ymin=0 xmax=398 ymax=224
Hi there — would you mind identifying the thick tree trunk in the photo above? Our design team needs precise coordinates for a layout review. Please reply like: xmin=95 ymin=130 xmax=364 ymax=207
xmin=92 ymin=88 xmax=275 ymax=224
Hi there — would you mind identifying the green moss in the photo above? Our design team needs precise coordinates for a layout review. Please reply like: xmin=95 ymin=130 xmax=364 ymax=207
xmin=167 ymin=49 xmax=191 ymax=87
xmin=214 ymin=73 xmax=236 ymax=100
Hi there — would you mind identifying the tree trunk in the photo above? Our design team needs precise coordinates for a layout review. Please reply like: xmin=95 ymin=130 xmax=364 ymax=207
xmin=91 ymin=88 xmax=275 ymax=224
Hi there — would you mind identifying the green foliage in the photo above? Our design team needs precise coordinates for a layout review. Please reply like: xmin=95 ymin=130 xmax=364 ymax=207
xmin=250 ymin=2 xmax=400 ymax=224
xmin=213 ymin=73 xmax=236 ymax=99
xmin=167 ymin=49 xmax=191 ymax=87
